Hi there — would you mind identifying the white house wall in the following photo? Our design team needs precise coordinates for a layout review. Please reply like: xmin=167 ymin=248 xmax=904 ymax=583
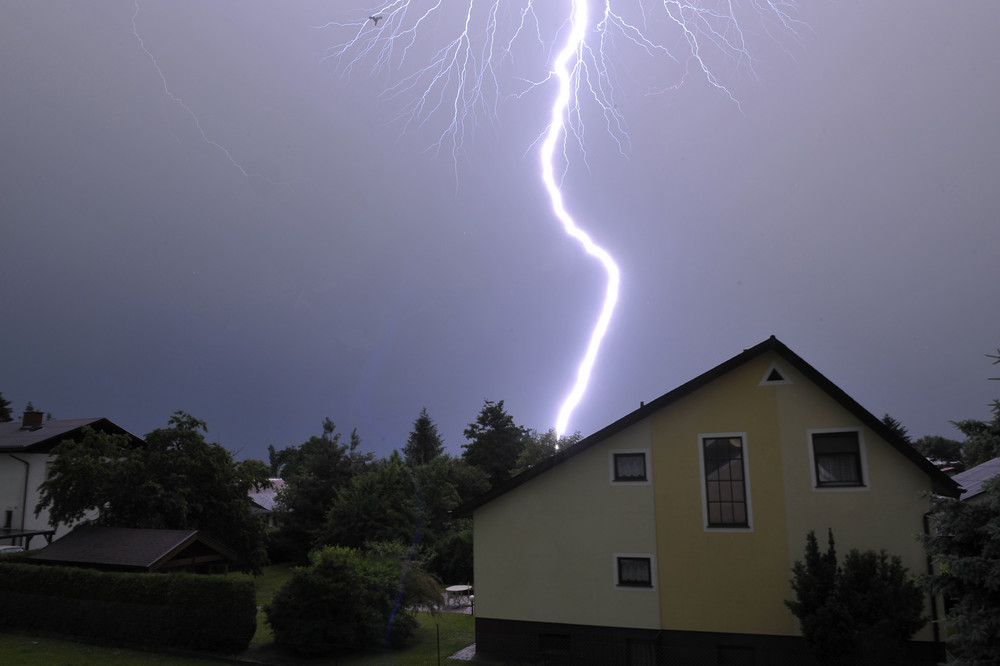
xmin=473 ymin=419 xmax=660 ymax=629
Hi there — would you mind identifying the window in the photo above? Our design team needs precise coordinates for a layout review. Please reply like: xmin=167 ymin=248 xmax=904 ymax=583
xmin=811 ymin=430 xmax=865 ymax=488
xmin=612 ymin=451 xmax=647 ymax=482
xmin=615 ymin=555 xmax=654 ymax=588
xmin=701 ymin=434 xmax=751 ymax=528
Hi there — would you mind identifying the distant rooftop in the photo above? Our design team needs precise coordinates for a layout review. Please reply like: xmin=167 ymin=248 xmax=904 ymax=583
xmin=952 ymin=456 xmax=1000 ymax=501
xmin=0 ymin=415 xmax=143 ymax=453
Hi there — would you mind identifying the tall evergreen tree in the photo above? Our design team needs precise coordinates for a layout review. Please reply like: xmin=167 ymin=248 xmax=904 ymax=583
xmin=461 ymin=399 xmax=526 ymax=487
xmin=881 ymin=413 xmax=911 ymax=443
xmin=951 ymin=399 xmax=1000 ymax=468
xmin=403 ymin=407 xmax=444 ymax=467
xmin=0 ymin=393 xmax=12 ymax=422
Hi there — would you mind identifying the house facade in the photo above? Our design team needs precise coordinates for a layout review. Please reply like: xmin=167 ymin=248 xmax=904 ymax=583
xmin=460 ymin=337 xmax=959 ymax=665
xmin=0 ymin=413 xmax=144 ymax=548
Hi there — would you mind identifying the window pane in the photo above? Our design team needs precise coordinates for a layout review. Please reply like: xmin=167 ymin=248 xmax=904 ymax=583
xmin=813 ymin=432 xmax=862 ymax=486
xmin=618 ymin=557 xmax=652 ymax=587
xmin=703 ymin=436 xmax=748 ymax=527
xmin=614 ymin=453 xmax=646 ymax=481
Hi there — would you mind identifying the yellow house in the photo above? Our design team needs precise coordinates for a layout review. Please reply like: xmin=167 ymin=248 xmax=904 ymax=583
xmin=458 ymin=336 xmax=959 ymax=665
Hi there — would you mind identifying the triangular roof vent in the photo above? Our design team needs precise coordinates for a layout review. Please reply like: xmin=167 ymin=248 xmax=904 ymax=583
xmin=759 ymin=362 xmax=792 ymax=386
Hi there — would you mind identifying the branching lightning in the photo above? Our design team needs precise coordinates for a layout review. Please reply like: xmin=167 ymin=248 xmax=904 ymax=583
xmin=324 ymin=1 xmax=800 ymax=437
xmin=132 ymin=1 xmax=275 ymax=185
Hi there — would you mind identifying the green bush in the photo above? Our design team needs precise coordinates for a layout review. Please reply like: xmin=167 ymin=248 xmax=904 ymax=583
xmin=265 ymin=542 xmax=439 ymax=656
xmin=0 ymin=561 xmax=255 ymax=652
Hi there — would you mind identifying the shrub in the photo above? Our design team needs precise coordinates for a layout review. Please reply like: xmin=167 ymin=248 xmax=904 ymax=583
xmin=0 ymin=561 xmax=255 ymax=652
xmin=265 ymin=542 xmax=439 ymax=655
xmin=786 ymin=530 xmax=925 ymax=666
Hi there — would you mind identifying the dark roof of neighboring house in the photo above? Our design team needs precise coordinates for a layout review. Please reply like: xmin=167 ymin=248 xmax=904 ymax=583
xmin=951 ymin=456 xmax=1000 ymax=501
xmin=455 ymin=336 xmax=962 ymax=516
xmin=0 ymin=417 xmax=144 ymax=453
xmin=28 ymin=526 xmax=236 ymax=572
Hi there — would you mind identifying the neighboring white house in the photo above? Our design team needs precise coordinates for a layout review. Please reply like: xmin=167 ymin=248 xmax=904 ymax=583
xmin=0 ymin=412 xmax=144 ymax=549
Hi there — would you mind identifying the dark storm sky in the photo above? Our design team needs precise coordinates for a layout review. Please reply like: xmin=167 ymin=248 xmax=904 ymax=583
xmin=3 ymin=1 xmax=998 ymax=462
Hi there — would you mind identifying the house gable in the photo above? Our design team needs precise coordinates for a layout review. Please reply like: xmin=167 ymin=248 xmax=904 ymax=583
xmin=464 ymin=336 xmax=956 ymax=662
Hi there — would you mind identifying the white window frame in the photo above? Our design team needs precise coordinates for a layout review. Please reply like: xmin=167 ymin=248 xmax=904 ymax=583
xmin=613 ymin=553 xmax=657 ymax=590
xmin=698 ymin=432 xmax=753 ymax=532
xmin=609 ymin=449 xmax=651 ymax=485
xmin=807 ymin=427 xmax=869 ymax=492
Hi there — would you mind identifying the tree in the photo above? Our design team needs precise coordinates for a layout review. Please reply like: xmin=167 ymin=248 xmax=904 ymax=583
xmin=36 ymin=412 xmax=271 ymax=573
xmin=318 ymin=452 xmax=461 ymax=558
xmin=951 ymin=399 xmax=1000 ymax=469
xmin=923 ymin=476 xmax=1000 ymax=666
xmin=402 ymin=407 xmax=444 ymax=467
xmin=0 ymin=393 xmax=12 ymax=422
xmin=881 ymin=413 xmax=911 ymax=443
xmin=509 ymin=428 xmax=582 ymax=476
xmin=786 ymin=529 xmax=925 ymax=665
xmin=912 ymin=435 xmax=965 ymax=473
xmin=264 ymin=542 xmax=439 ymax=655
xmin=461 ymin=399 xmax=526 ymax=487
xmin=317 ymin=452 xmax=419 ymax=549
xmin=272 ymin=419 xmax=370 ymax=561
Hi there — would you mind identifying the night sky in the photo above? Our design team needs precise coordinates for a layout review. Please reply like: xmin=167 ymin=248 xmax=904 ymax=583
xmin=3 ymin=1 xmax=998 ymax=463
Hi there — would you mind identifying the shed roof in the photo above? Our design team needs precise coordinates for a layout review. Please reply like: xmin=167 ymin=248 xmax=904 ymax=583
xmin=28 ymin=526 xmax=236 ymax=572
xmin=455 ymin=336 xmax=961 ymax=515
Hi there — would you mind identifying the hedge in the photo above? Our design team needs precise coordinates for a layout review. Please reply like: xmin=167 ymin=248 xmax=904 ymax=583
xmin=0 ymin=561 xmax=255 ymax=652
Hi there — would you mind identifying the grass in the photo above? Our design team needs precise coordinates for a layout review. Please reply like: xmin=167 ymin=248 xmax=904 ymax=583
xmin=0 ymin=562 xmax=487 ymax=665
xmin=0 ymin=633 xmax=221 ymax=666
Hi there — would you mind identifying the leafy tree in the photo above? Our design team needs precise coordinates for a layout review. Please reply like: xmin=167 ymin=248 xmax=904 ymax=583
xmin=912 ymin=435 xmax=965 ymax=473
xmin=319 ymin=452 xmax=461 ymax=557
xmin=462 ymin=399 xmax=526 ymax=487
xmin=264 ymin=542 xmax=439 ymax=655
xmin=923 ymin=476 xmax=1000 ymax=666
xmin=272 ymin=419 xmax=371 ymax=561
xmin=786 ymin=529 xmax=925 ymax=665
xmin=510 ymin=428 xmax=582 ymax=476
xmin=36 ymin=412 xmax=271 ymax=573
xmin=951 ymin=399 xmax=1000 ymax=469
xmin=0 ymin=393 xmax=12 ymax=422
xmin=446 ymin=456 xmax=490 ymax=505
xmin=402 ymin=407 xmax=445 ymax=467
xmin=318 ymin=452 xmax=418 ymax=549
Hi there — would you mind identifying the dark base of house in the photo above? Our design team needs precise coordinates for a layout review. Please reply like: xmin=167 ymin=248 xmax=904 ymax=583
xmin=475 ymin=617 xmax=945 ymax=666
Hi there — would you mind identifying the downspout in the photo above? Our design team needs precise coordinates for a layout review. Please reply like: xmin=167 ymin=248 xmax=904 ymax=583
xmin=8 ymin=454 xmax=30 ymax=548
xmin=922 ymin=512 xmax=941 ymax=645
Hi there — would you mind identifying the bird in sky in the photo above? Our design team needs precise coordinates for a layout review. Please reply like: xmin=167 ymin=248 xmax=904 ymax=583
xmin=369 ymin=15 xmax=383 ymax=27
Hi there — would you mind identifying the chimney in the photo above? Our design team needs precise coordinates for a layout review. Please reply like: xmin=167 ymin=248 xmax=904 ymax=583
xmin=21 ymin=411 xmax=44 ymax=430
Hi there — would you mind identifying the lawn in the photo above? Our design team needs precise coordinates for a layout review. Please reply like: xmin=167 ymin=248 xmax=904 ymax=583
xmin=0 ymin=562 xmax=489 ymax=665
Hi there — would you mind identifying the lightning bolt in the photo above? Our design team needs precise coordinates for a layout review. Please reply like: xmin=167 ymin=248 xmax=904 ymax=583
xmin=542 ymin=1 xmax=620 ymax=437
xmin=324 ymin=1 xmax=800 ymax=438
xmin=132 ymin=1 xmax=275 ymax=185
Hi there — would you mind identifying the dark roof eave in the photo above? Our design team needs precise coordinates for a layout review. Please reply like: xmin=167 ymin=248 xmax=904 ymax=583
xmin=453 ymin=336 xmax=960 ymax=516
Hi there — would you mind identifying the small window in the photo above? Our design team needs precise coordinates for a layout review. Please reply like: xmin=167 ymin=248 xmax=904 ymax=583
xmin=701 ymin=435 xmax=750 ymax=528
xmin=616 ymin=556 xmax=653 ymax=588
xmin=812 ymin=431 xmax=864 ymax=487
xmin=613 ymin=452 xmax=647 ymax=482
